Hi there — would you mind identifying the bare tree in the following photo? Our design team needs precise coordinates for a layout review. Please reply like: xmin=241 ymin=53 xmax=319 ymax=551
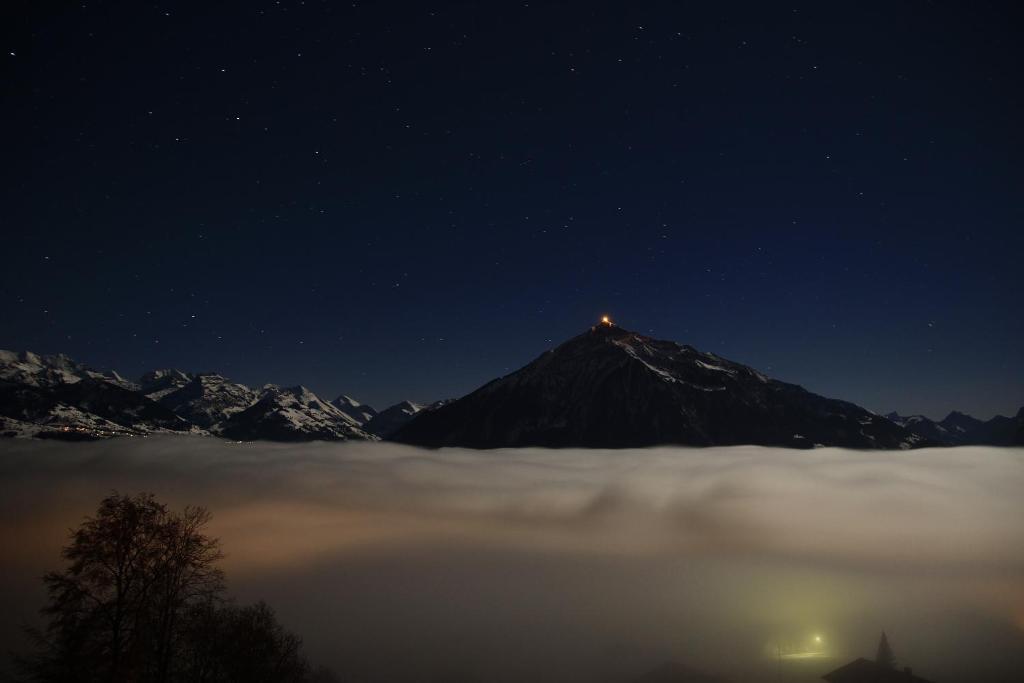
xmin=20 ymin=493 xmax=223 ymax=682
xmin=18 ymin=492 xmax=339 ymax=683
xmin=149 ymin=505 xmax=224 ymax=682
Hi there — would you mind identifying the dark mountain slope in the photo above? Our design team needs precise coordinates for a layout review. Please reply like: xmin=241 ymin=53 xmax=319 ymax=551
xmin=885 ymin=413 xmax=953 ymax=444
xmin=0 ymin=378 xmax=193 ymax=439
xmin=395 ymin=322 xmax=923 ymax=449
xmin=364 ymin=400 xmax=451 ymax=437
xmin=886 ymin=408 xmax=1024 ymax=446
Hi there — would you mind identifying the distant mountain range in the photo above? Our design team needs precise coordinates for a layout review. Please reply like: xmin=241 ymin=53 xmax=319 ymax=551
xmin=2 ymin=324 xmax=1021 ymax=448
xmin=0 ymin=350 xmax=435 ymax=442
xmin=363 ymin=399 xmax=453 ymax=438
xmin=394 ymin=321 xmax=1024 ymax=449
xmin=885 ymin=409 xmax=1024 ymax=447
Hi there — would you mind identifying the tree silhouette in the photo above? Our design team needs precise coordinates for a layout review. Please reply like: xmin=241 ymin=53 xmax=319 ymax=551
xmin=19 ymin=492 xmax=223 ymax=681
xmin=875 ymin=631 xmax=896 ymax=669
xmin=17 ymin=491 xmax=331 ymax=683
xmin=176 ymin=600 xmax=309 ymax=682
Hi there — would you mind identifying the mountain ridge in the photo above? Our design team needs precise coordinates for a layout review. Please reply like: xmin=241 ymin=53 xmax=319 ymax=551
xmin=0 ymin=349 xmax=387 ymax=442
xmin=1 ymin=339 xmax=1019 ymax=447
xmin=885 ymin=409 xmax=1022 ymax=446
xmin=394 ymin=322 xmax=1023 ymax=449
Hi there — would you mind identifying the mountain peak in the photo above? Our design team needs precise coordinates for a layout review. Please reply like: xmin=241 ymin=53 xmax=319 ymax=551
xmin=331 ymin=395 xmax=377 ymax=425
xmin=939 ymin=410 xmax=984 ymax=435
xmin=362 ymin=400 xmax=432 ymax=438
xmin=216 ymin=384 xmax=374 ymax=442
xmin=584 ymin=318 xmax=637 ymax=340
xmin=395 ymin=326 xmax=920 ymax=449
xmin=140 ymin=368 xmax=191 ymax=384
xmin=333 ymin=394 xmax=364 ymax=408
xmin=0 ymin=348 xmax=137 ymax=390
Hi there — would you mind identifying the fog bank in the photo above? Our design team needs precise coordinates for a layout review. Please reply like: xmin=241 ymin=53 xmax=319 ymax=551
xmin=1 ymin=438 xmax=1023 ymax=682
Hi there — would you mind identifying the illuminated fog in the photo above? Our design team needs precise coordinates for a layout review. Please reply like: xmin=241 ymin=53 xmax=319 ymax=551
xmin=1 ymin=438 xmax=1022 ymax=682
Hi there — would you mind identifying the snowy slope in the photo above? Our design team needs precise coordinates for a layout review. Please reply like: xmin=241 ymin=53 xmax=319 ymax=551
xmin=331 ymin=394 xmax=377 ymax=425
xmin=0 ymin=377 xmax=197 ymax=439
xmin=216 ymin=386 xmax=377 ymax=442
xmin=139 ymin=368 xmax=195 ymax=400
xmin=0 ymin=349 xmax=137 ymax=390
xmin=157 ymin=374 xmax=262 ymax=427
xmin=0 ymin=351 xmax=372 ymax=442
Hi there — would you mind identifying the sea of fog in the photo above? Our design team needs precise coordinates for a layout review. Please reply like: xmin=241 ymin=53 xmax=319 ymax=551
xmin=1 ymin=437 xmax=1022 ymax=682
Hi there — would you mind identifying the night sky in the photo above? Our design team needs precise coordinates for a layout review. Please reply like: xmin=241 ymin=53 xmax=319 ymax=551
xmin=2 ymin=2 xmax=1021 ymax=419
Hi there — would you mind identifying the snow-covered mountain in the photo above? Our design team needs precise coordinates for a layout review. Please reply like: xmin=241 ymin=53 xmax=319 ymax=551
xmin=216 ymin=386 xmax=375 ymax=442
xmin=156 ymin=374 xmax=263 ymax=428
xmin=0 ymin=350 xmax=376 ymax=442
xmin=139 ymin=368 xmax=195 ymax=400
xmin=0 ymin=377 xmax=195 ymax=439
xmin=331 ymin=394 xmax=377 ymax=425
xmin=394 ymin=322 xmax=929 ymax=449
xmin=0 ymin=350 xmax=136 ymax=391
xmin=2 ymin=344 xmax=1018 ymax=446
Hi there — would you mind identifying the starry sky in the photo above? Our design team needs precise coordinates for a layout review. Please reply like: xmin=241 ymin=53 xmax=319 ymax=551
xmin=2 ymin=2 xmax=1022 ymax=419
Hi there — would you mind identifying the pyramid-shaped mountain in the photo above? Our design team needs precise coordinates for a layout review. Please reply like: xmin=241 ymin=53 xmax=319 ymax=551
xmin=394 ymin=321 xmax=924 ymax=449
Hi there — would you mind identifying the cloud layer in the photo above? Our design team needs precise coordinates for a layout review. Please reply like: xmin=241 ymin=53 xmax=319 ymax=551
xmin=1 ymin=438 xmax=1023 ymax=682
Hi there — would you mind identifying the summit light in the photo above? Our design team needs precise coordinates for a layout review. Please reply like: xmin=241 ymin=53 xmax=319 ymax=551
xmin=601 ymin=315 xmax=611 ymax=325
